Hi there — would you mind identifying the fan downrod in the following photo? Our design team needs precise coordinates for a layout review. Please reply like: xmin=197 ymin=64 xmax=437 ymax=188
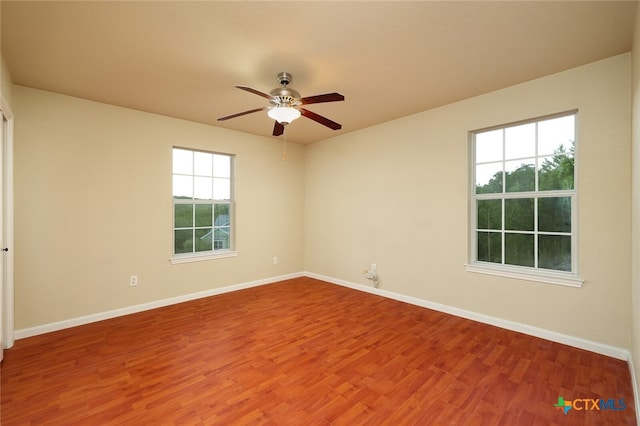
xmin=277 ymin=72 xmax=293 ymax=86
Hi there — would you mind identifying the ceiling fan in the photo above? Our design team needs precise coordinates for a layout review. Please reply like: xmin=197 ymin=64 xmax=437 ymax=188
xmin=217 ymin=72 xmax=345 ymax=137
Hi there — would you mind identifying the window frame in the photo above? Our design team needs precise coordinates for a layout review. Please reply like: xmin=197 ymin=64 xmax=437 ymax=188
xmin=170 ymin=147 xmax=237 ymax=264
xmin=465 ymin=110 xmax=584 ymax=288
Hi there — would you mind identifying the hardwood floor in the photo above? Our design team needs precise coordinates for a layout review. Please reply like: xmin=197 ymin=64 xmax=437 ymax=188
xmin=1 ymin=277 xmax=636 ymax=425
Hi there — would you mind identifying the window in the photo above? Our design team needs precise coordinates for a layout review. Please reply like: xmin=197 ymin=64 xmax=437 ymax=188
xmin=467 ymin=111 xmax=582 ymax=287
xmin=172 ymin=147 xmax=234 ymax=262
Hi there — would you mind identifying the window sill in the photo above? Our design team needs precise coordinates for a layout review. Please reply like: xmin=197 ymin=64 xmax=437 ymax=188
xmin=464 ymin=262 xmax=584 ymax=288
xmin=170 ymin=250 xmax=238 ymax=265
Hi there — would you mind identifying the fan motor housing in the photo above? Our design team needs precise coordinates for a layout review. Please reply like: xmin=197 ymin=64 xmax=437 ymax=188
xmin=269 ymin=90 xmax=301 ymax=106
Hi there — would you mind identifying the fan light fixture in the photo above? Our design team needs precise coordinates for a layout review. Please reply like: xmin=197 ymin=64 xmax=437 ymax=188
xmin=268 ymin=106 xmax=301 ymax=124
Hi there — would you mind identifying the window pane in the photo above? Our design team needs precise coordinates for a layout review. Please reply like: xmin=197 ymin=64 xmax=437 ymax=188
xmin=538 ymin=153 xmax=574 ymax=191
xmin=174 ymin=204 xmax=193 ymax=228
xmin=173 ymin=175 xmax=193 ymax=199
xmin=214 ymin=203 xmax=230 ymax=250
xmin=195 ymin=204 xmax=212 ymax=227
xmin=538 ymin=115 xmax=575 ymax=156
xmin=174 ymin=229 xmax=193 ymax=254
xmin=477 ymin=199 xmax=501 ymax=230
xmin=213 ymin=178 xmax=231 ymax=200
xmin=539 ymin=197 xmax=571 ymax=233
xmin=475 ymin=163 xmax=502 ymax=194
xmin=214 ymin=204 xmax=230 ymax=226
xmin=539 ymin=235 xmax=571 ymax=271
xmin=505 ymin=233 xmax=534 ymax=267
xmin=173 ymin=149 xmax=193 ymax=174
xmin=505 ymin=123 xmax=535 ymax=160
xmin=505 ymin=198 xmax=534 ymax=231
xmin=477 ymin=231 xmax=501 ymax=263
xmin=505 ymin=160 xmax=535 ymax=192
xmin=214 ymin=154 xmax=231 ymax=178
xmin=475 ymin=129 xmax=503 ymax=163
xmin=214 ymin=227 xmax=231 ymax=250
xmin=194 ymin=151 xmax=213 ymax=176
xmin=195 ymin=228 xmax=213 ymax=252
xmin=194 ymin=176 xmax=213 ymax=200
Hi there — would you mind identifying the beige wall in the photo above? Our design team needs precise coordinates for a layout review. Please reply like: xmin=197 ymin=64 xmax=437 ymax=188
xmin=13 ymin=86 xmax=305 ymax=329
xmin=631 ymin=4 xmax=640 ymax=401
xmin=305 ymin=54 xmax=632 ymax=349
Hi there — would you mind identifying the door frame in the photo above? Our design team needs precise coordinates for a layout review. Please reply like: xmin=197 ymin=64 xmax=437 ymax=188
xmin=1 ymin=95 xmax=15 ymax=350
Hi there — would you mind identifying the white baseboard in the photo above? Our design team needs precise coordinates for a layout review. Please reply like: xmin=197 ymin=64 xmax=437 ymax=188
xmin=14 ymin=272 xmax=304 ymax=340
xmin=14 ymin=270 xmax=632 ymax=363
xmin=305 ymin=271 xmax=631 ymax=361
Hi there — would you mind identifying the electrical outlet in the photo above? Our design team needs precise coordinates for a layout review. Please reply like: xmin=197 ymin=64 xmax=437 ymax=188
xmin=371 ymin=263 xmax=377 ymax=273
xmin=273 ymin=256 xmax=278 ymax=265
xmin=129 ymin=275 xmax=138 ymax=287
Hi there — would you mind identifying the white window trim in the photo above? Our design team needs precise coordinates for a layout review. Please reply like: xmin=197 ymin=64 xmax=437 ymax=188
xmin=170 ymin=249 xmax=238 ymax=265
xmin=464 ymin=262 xmax=583 ymax=288
xmin=467 ymin=111 xmax=583 ymax=287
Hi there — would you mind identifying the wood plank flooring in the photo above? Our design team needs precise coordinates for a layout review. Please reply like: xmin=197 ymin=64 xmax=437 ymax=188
xmin=1 ymin=277 xmax=636 ymax=425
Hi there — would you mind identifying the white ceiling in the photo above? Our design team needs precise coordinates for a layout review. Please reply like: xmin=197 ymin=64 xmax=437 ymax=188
xmin=1 ymin=1 xmax=637 ymax=144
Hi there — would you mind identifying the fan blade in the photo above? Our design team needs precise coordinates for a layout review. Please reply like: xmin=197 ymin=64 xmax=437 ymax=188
xmin=273 ymin=121 xmax=285 ymax=136
xmin=217 ymin=107 xmax=266 ymax=121
xmin=299 ymin=92 xmax=344 ymax=105
xmin=236 ymin=86 xmax=273 ymax=100
xmin=300 ymin=108 xmax=342 ymax=130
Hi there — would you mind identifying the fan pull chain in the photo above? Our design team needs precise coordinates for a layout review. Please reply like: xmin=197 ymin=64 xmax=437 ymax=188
xmin=282 ymin=126 xmax=287 ymax=161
